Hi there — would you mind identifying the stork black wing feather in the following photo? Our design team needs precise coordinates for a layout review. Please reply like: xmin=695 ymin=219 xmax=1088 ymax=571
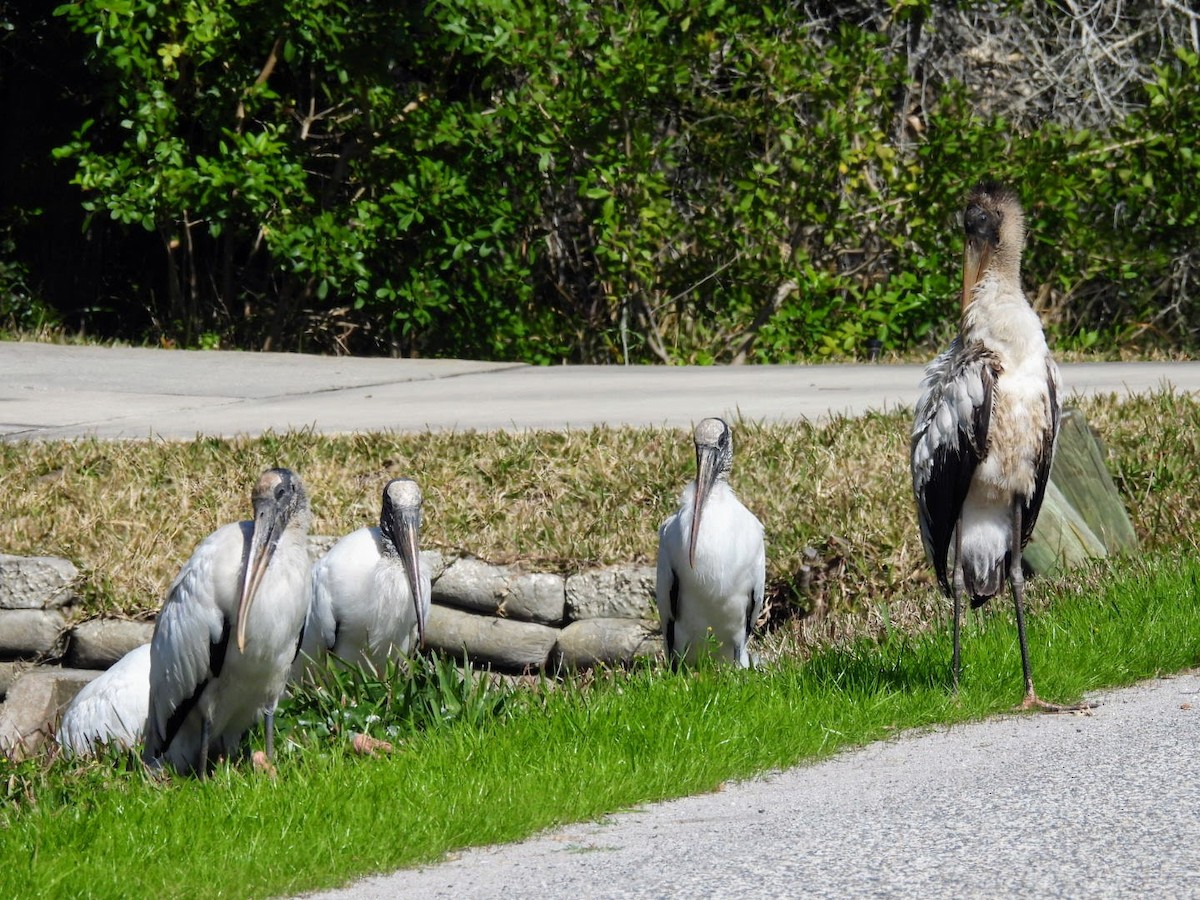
xmin=1021 ymin=357 xmax=1061 ymax=548
xmin=911 ymin=341 xmax=999 ymax=596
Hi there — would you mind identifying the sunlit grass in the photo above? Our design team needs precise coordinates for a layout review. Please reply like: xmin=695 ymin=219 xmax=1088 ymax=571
xmin=1 ymin=391 xmax=1197 ymax=622
xmin=1 ymin=552 xmax=1197 ymax=899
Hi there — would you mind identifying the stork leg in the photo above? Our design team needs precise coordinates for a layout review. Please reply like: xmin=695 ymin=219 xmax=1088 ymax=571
xmin=1010 ymin=502 xmax=1096 ymax=713
xmin=198 ymin=715 xmax=212 ymax=781
xmin=264 ymin=709 xmax=275 ymax=760
xmin=951 ymin=524 xmax=965 ymax=691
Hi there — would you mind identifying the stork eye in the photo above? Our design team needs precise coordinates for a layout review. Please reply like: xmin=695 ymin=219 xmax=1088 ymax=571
xmin=275 ymin=485 xmax=286 ymax=501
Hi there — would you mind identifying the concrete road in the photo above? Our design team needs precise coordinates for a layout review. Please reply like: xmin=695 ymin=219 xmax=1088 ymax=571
xmin=313 ymin=673 xmax=1200 ymax=899
xmin=3 ymin=342 xmax=1199 ymax=441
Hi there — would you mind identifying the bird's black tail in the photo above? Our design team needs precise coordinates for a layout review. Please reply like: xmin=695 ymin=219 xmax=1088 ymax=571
xmin=963 ymin=551 xmax=1011 ymax=608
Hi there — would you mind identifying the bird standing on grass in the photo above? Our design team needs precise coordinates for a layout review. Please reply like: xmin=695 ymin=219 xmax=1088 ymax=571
xmin=299 ymin=477 xmax=431 ymax=676
xmin=911 ymin=181 xmax=1088 ymax=711
xmin=57 ymin=643 xmax=151 ymax=757
xmin=142 ymin=467 xmax=312 ymax=776
xmin=656 ymin=417 xmax=765 ymax=669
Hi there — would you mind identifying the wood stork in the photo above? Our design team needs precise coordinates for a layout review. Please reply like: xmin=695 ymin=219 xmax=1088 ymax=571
xmin=142 ymin=467 xmax=312 ymax=777
xmin=656 ymin=417 xmax=766 ymax=668
xmin=57 ymin=643 xmax=151 ymax=757
xmin=299 ymin=478 xmax=431 ymax=676
xmin=911 ymin=181 xmax=1084 ymax=711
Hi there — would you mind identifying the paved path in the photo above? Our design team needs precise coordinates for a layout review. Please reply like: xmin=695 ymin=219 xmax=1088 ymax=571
xmin=3 ymin=342 xmax=1199 ymax=440
xmin=313 ymin=673 xmax=1200 ymax=899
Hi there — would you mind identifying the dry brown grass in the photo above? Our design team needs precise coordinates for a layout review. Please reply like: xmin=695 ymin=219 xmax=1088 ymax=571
xmin=1 ymin=391 xmax=1196 ymax=625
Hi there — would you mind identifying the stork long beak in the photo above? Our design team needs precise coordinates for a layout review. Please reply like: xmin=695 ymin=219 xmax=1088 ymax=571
xmin=237 ymin=498 xmax=287 ymax=652
xmin=688 ymin=445 xmax=720 ymax=569
xmin=962 ymin=235 xmax=992 ymax=313
xmin=389 ymin=504 xmax=427 ymax=650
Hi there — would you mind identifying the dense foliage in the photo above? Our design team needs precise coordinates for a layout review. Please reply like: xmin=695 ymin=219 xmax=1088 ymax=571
xmin=2 ymin=1 xmax=1198 ymax=360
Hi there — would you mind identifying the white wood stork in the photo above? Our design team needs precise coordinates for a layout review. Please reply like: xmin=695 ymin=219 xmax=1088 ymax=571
xmin=911 ymin=181 xmax=1083 ymax=711
xmin=142 ymin=467 xmax=312 ymax=776
xmin=299 ymin=478 xmax=431 ymax=675
xmin=656 ymin=417 xmax=766 ymax=668
xmin=57 ymin=643 xmax=151 ymax=757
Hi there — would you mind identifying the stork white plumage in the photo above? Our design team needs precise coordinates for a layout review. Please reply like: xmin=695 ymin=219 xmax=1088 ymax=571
xmin=142 ymin=467 xmax=312 ymax=776
xmin=911 ymin=181 xmax=1085 ymax=711
xmin=57 ymin=643 xmax=151 ymax=757
xmin=299 ymin=478 xmax=431 ymax=675
xmin=656 ymin=417 xmax=765 ymax=668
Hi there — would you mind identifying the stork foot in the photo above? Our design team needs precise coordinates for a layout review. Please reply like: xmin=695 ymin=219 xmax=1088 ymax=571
xmin=1018 ymin=692 xmax=1098 ymax=714
xmin=351 ymin=732 xmax=395 ymax=756
xmin=251 ymin=750 xmax=278 ymax=778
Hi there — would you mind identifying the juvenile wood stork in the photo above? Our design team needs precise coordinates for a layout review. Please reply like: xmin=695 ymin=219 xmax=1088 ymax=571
xmin=299 ymin=478 xmax=431 ymax=675
xmin=57 ymin=643 xmax=151 ymax=757
xmin=911 ymin=181 xmax=1083 ymax=711
xmin=656 ymin=417 xmax=766 ymax=668
xmin=142 ymin=467 xmax=312 ymax=777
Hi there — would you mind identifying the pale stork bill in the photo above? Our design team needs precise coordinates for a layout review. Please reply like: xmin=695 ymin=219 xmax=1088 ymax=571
xmin=57 ymin=643 xmax=151 ymax=758
xmin=299 ymin=477 xmax=431 ymax=677
xmin=656 ymin=417 xmax=766 ymax=669
xmin=911 ymin=181 xmax=1090 ymax=712
xmin=142 ymin=467 xmax=312 ymax=777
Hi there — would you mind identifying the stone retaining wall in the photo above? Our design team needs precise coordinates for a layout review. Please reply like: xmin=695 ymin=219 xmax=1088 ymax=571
xmin=0 ymin=544 xmax=664 ymax=695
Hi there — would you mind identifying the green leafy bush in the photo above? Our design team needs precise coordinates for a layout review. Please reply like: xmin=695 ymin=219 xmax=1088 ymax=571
xmin=7 ymin=2 xmax=1194 ymax=358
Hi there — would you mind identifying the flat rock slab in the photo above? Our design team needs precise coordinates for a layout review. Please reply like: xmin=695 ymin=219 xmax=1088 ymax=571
xmin=554 ymin=618 xmax=661 ymax=671
xmin=566 ymin=566 xmax=658 ymax=620
xmin=426 ymin=605 xmax=559 ymax=672
xmin=0 ymin=609 xmax=68 ymax=659
xmin=433 ymin=557 xmax=565 ymax=626
xmin=0 ymin=666 xmax=98 ymax=759
xmin=0 ymin=554 xmax=78 ymax=610
xmin=65 ymin=619 xmax=156 ymax=669
xmin=0 ymin=661 xmax=30 ymax=701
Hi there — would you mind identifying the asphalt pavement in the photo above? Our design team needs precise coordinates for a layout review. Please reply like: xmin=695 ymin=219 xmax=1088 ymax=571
xmin=4 ymin=342 xmax=1200 ymax=897
xmin=3 ymin=341 xmax=1200 ymax=440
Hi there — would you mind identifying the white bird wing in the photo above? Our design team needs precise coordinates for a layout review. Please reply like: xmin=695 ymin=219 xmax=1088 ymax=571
xmin=748 ymin=517 xmax=766 ymax=635
xmin=58 ymin=643 xmax=152 ymax=756
xmin=1020 ymin=355 xmax=1061 ymax=549
xmin=301 ymin=549 xmax=342 ymax=667
xmin=910 ymin=338 xmax=999 ymax=594
xmin=143 ymin=522 xmax=245 ymax=761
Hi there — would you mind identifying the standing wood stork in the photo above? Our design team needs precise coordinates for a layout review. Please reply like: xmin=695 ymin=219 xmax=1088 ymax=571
xmin=656 ymin=417 xmax=766 ymax=668
xmin=299 ymin=478 xmax=431 ymax=675
xmin=57 ymin=643 xmax=151 ymax=757
xmin=142 ymin=467 xmax=312 ymax=777
xmin=911 ymin=181 xmax=1083 ymax=711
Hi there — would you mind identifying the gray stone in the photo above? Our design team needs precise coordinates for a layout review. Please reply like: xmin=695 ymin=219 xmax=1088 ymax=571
xmin=425 ymin=604 xmax=560 ymax=672
xmin=0 ymin=609 xmax=68 ymax=659
xmin=565 ymin=566 xmax=658 ymax=621
xmin=421 ymin=549 xmax=449 ymax=583
xmin=0 ymin=661 xmax=29 ymax=701
xmin=0 ymin=554 xmax=79 ymax=610
xmin=0 ymin=666 xmax=98 ymax=760
xmin=553 ymin=618 xmax=662 ymax=672
xmin=432 ymin=556 xmax=565 ymax=625
xmin=65 ymin=619 xmax=156 ymax=669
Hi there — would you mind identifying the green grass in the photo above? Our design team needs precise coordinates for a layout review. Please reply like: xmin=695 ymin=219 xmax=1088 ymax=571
xmin=3 ymin=552 xmax=1198 ymax=898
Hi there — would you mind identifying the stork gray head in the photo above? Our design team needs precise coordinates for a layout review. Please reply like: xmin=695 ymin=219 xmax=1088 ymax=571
xmin=237 ymin=467 xmax=310 ymax=652
xmin=379 ymin=477 xmax=427 ymax=648
xmin=962 ymin=180 xmax=1025 ymax=312
xmin=688 ymin=417 xmax=734 ymax=568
